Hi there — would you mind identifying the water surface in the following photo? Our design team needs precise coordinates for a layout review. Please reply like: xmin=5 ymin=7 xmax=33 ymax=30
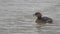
xmin=0 ymin=0 xmax=60 ymax=34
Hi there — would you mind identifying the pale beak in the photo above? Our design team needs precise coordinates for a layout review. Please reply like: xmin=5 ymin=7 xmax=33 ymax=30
xmin=33 ymin=14 xmax=35 ymax=17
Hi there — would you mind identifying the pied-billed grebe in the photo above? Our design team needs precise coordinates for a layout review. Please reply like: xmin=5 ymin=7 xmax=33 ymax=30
xmin=34 ymin=12 xmax=53 ymax=24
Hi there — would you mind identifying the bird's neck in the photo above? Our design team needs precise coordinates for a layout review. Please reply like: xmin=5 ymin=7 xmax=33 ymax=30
xmin=37 ymin=16 xmax=42 ymax=19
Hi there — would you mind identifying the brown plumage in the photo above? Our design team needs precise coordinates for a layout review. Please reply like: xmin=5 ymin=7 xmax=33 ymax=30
xmin=34 ymin=12 xmax=53 ymax=24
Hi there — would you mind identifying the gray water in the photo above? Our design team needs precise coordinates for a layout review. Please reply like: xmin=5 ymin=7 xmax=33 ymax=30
xmin=0 ymin=0 xmax=60 ymax=34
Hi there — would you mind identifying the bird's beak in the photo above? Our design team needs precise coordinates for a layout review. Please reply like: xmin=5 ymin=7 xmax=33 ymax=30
xmin=33 ymin=14 xmax=35 ymax=17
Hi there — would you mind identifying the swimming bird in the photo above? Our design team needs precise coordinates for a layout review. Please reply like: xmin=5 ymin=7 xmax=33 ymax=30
xmin=33 ymin=12 xmax=53 ymax=24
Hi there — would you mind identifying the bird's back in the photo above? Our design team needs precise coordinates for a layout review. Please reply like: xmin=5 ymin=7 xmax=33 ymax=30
xmin=42 ymin=17 xmax=49 ymax=21
xmin=42 ymin=17 xmax=53 ymax=23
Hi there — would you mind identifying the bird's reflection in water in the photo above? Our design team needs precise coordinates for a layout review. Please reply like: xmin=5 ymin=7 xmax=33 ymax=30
xmin=35 ymin=23 xmax=46 ymax=34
